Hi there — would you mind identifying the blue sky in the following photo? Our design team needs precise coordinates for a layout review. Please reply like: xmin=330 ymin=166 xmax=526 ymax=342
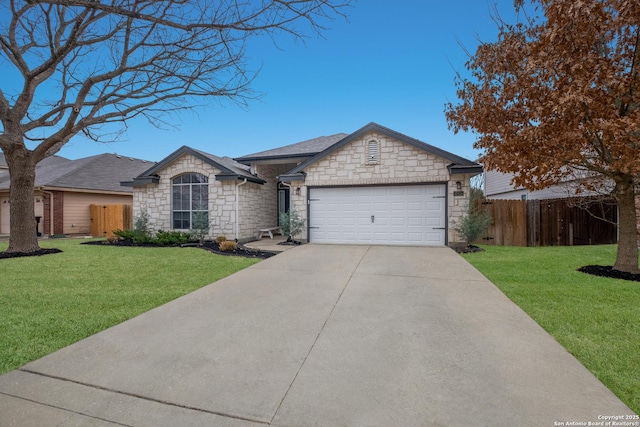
xmin=56 ymin=0 xmax=520 ymax=162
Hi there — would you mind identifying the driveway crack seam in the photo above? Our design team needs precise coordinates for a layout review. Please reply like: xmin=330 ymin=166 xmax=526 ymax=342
xmin=16 ymin=369 xmax=269 ymax=425
xmin=0 ymin=390 xmax=132 ymax=427
xmin=269 ymin=246 xmax=372 ymax=425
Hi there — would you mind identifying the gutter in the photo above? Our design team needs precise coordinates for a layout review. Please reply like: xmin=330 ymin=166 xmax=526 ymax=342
xmin=235 ymin=178 xmax=248 ymax=240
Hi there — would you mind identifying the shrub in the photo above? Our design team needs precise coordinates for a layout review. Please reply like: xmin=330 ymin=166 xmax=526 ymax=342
xmin=219 ymin=241 xmax=237 ymax=252
xmin=191 ymin=210 xmax=209 ymax=245
xmin=279 ymin=208 xmax=305 ymax=241
xmin=216 ymin=235 xmax=227 ymax=243
xmin=113 ymin=229 xmax=153 ymax=245
xmin=133 ymin=209 xmax=151 ymax=235
xmin=454 ymin=192 xmax=492 ymax=246
xmin=156 ymin=230 xmax=192 ymax=245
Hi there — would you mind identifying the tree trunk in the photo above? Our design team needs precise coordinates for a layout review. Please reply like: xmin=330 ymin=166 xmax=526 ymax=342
xmin=4 ymin=147 xmax=40 ymax=254
xmin=613 ymin=177 xmax=639 ymax=274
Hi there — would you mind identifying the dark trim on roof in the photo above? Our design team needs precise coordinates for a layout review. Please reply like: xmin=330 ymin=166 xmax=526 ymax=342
xmin=278 ymin=172 xmax=306 ymax=183
xmin=144 ymin=146 xmax=238 ymax=175
xmin=121 ymin=176 xmax=160 ymax=187
xmin=129 ymin=146 xmax=265 ymax=186
xmin=215 ymin=174 xmax=265 ymax=184
xmin=285 ymin=122 xmax=482 ymax=176
xmin=235 ymin=153 xmax=315 ymax=164
xmin=448 ymin=164 xmax=484 ymax=174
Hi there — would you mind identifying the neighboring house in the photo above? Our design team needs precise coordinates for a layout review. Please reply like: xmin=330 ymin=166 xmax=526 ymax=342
xmin=485 ymin=170 xmax=587 ymax=200
xmin=485 ymin=169 xmax=640 ymax=244
xmin=126 ymin=122 xmax=482 ymax=246
xmin=0 ymin=153 xmax=154 ymax=236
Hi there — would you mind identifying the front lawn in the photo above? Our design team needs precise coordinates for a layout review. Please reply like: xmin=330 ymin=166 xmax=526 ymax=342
xmin=0 ymin=238 xmax=260 ymax=374
xmin=462 ymin=244 xmax=639 ymax=415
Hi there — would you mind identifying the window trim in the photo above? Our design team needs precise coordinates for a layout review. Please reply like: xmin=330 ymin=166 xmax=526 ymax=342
xmin=171 ymin=173 xmax=209 ymax=230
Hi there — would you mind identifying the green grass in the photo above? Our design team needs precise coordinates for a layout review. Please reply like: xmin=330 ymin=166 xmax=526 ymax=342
xmin=0 ymin=239 xmax=260 ymax=374
xmin=462 ymin=245 xmax=639 ymax=415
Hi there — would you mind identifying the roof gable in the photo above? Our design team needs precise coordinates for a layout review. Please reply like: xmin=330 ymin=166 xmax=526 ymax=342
xmin=128 ymin=146 xmax=265 ymax=186
xmin=283 ymin=122 xmax=482 ymax=177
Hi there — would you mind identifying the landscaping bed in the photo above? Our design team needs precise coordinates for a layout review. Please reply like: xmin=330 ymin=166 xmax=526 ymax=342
xmin=578 ymin=265 xmax=640 ymax=282
xmin=0 ymin=248 xmax=62 ymax=259
xmin=83 ymin=238 xmax=277 ymax=259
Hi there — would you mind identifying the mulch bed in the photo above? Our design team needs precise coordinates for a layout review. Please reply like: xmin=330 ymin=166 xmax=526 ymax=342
xmin=451 ymin=244 xmax=484 ymax=254
xmin=0 ymin=248 xmax=63 ymax=259
xmin=82 ymin=239 xmax=277 ymax=259
xmin=577 ymin=265 xmax=640 ymax=282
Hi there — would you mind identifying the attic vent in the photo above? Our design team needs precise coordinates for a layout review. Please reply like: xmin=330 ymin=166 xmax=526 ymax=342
xmin=366 ymin=140 xmax=379 ymax=164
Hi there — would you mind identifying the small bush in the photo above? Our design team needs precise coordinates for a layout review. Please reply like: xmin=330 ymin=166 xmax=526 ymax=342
xmin=191 ymin=210 xmax=209 ymax=245
xmin=216 ymin=235 xmax=227 ymax=243
xmin=454 ymin=191 xmax=492 ymax=246
xmin=156 ymin=230 xmax=192 ymax=245
xmin=219 ymin=241 xmax=237 ymax=252
xmin=279 ymin=208 xmax=305 ymax=241
xmin=113 ymin=229 xmax=153 ymax=245
xmin=133 ymin=209 xmax=152 ymax=235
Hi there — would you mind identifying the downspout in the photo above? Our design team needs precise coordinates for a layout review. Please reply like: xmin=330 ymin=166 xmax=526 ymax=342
xmin=41 ymin=188 xmax=54 ymax=236
xmin=235 ymin=178 xmax=248 ymax=241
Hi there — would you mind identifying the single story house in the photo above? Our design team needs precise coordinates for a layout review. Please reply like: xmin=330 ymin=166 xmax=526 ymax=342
xmin=126 ymin=123 xmax=482 ymax=246
xmin=0 ymin=153 xmax=153 ymax=236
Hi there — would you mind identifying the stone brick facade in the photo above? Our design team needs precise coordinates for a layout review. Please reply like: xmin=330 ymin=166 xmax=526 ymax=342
xmin=133 ymin=133 xmax=477 ymax=245
xmin=132 ymin=154 xmax=285 ymax=241
xmin=288 ymin=131 xmax=473 ymax=244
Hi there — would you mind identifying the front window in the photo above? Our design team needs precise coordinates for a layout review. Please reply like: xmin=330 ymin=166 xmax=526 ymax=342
xmin=172 ymin=173 xmax=208 ymax=229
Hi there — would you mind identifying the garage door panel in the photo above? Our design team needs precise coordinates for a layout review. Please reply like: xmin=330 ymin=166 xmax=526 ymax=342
xmin=309 ymin=185 xmax=446 ymax=246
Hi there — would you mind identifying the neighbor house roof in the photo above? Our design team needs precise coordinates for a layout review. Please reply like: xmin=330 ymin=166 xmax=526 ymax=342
xmin=0 ymin=153 xmax=72 ymax=169
xmin=125 ymin=146 xmax=265 ymax=187
xmin=235 ymin=133 xmax=348 ymax=164
xmin=0 ymin=153 xmax=154 ymax=193
xmin=279 ymin=122 xmax=483 ymax=182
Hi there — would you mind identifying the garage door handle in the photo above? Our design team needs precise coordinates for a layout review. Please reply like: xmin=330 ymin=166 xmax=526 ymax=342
xmin=371 ymin=215 xmax=374 ymax=223
xmin=432 ymin=227 xmax=446 ymax=230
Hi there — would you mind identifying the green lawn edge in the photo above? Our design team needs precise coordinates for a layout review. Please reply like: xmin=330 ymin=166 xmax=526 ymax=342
xmin=462 ymin=244 xmax=639 ymax=415
xmin=0 ymin=238 xmax=260 ymax=374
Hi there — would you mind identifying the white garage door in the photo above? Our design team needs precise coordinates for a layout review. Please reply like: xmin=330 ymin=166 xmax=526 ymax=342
xmin=308 ymin=185 xmax=447 ymax=246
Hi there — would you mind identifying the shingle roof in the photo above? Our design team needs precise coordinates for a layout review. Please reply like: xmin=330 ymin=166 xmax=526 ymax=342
xmin=0 ymin=153 xmax=154 ymax=193
xmin=235 ymin=133 xmax=348 ymax=163
xmin=127 ymin=146 xmax=265 ymax=186
xmin=280 ymin=122 xmax=483 ymax=180
xmin=191 ymin=148 xmax=257 ymax=179
xmin=0 ymin=153 xmax=72 ymax=169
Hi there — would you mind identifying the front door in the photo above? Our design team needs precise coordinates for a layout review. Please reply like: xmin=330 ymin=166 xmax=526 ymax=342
xmin=277 ymin=186 xmax=290 ymax=225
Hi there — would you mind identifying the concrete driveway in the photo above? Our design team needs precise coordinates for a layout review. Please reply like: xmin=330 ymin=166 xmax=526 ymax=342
xmin=0 ymin=245 xmax=634 ymax=426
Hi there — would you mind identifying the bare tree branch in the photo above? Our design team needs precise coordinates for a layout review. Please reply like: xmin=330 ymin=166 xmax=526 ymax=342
xmin=0 ymin=0 xmax=351 ymax=253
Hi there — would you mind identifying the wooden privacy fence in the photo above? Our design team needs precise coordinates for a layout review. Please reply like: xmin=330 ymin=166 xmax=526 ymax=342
xmin=475 ymin=197 xmax=618 ymax=246
xmin=90 ymin=204 xmax=132 ymax=238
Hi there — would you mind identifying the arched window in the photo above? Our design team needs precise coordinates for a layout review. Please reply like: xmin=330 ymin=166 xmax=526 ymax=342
xmin=172 ymin=173 xmax=208 ymax=229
